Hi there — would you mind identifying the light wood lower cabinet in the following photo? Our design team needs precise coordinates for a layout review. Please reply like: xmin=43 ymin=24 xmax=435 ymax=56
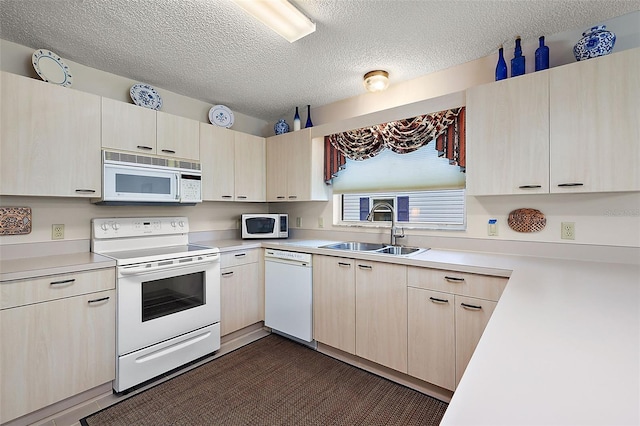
xmin=0 ymin=268 xmax=116 ymax=423
xmin=312 ymin=255 xmax=356 ymax=354
xmin=220 ymin=249 xmax=263 ymax=336
xmin=355 ymin=260 xmax=407 ymax=373
xmin=408 ymin=287 xmax=455 ymax=390
xmin=454 ymin=295 xmax=497 ymax=387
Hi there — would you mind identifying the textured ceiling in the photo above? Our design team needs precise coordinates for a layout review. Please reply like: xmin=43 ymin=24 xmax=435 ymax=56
xmin=1 ymin=0 xmax=638 ymax=122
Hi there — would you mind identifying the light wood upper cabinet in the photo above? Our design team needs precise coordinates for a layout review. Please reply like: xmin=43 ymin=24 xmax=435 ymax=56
xmin=199 ymin=123 xmax=235 ymax=201
xmin=312 ymin=255 xmax=356 ymax=354
xmin=1 ymin=72 xmax=101 ymax=197
xmin=234 ymin=132 xmax=266 ymax=202
xmin=102 ymin=97 xmax=156 ymax=154
xmin=0 ymin=268 xmax=116 ymax=423
xmin=102 ymin=97 xmax=199 ymax=161
xmin=466 ymin=71 xmax=549 ymax=195
xmin=467 ymin=47 xmax=639 ymax=195
xmin=549 ymin=48 xmax=640 ymax=193
xmin=355 ymin=260 xmax=407 ymax=373
xmin=156 ymin=111 xmax=200 ymax=160
xmin=266 ymin=129 xmax=329 ymax=201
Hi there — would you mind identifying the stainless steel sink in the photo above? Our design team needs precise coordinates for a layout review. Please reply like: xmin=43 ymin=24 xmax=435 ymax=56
xmin=320 ymin=241 xmax=387 ymax=251
xmin=320 ymin=241 xmax=427 ymax=257
xmin=375 ymin=246 xmax=425 ymax=256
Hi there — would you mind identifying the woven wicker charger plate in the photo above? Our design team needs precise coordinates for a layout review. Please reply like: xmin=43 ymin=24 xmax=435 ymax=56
xmin=508 ymin=208 xmax=546 ymax=233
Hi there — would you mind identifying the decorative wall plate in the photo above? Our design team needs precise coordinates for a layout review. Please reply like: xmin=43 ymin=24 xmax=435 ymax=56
xmin=508 ymin=208 xmax=546 ymax=233
xmin=0 ymin=207 xmax=32 ymax=235
xmin=209 ymin=105 xmax=234 ymax=128
xmin=130 ymin=83 xmax=163 ymax=110
xmin=32 ymin=49 xmax=73 ymax=87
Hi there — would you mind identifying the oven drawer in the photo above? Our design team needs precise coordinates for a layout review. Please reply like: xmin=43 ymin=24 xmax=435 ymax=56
xmin=221 ymin=249 xmax=259 ymax=268
xmin=1 ymin=268 xmax=116 ymax=310
xmin=407 ymin=267 xmax=507 ymax=302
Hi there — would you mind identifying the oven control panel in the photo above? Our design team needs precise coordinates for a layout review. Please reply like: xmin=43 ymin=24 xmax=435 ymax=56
xmin=92 ymin=217 xmax=189 ymax=239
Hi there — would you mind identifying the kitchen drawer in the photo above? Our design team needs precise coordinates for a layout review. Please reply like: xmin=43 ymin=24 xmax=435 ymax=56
xmin=0 ymin=268 xmax=115 ymax=310
xmin=407 ymin=267 xmax=507 ymax=302
xmin=220 ymin=249 xmax=259 ymax=268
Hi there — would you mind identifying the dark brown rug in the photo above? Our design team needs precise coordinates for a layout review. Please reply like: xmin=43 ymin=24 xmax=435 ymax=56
xmin=81 ymin=334 xmax=448 ymax=425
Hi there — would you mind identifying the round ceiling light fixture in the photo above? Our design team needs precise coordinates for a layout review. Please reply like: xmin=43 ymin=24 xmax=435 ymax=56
xmin=363 ymin=70 xmax=389 ymax=92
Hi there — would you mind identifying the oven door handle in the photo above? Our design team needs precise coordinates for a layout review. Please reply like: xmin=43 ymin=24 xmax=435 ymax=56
xmin=119 ymin=254 xmax=219 ymax=275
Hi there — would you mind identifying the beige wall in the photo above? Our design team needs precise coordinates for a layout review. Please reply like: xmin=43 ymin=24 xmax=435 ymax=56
xmin=1 ymin=10 xmax=639 ymax=251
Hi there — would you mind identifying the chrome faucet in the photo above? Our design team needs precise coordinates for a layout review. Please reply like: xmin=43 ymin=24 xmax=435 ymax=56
xmin=366 ymin=202 xmax=405 ymax=246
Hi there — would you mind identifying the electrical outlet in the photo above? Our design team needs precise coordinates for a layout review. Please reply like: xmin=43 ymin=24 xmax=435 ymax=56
xmin=561 ymin=222 xmax=575 ymax=240
xmin=296 ymin=217 xmax=301 ymax=227
xmin=318 ymin=217 xmax=324 ymax=228
xmin=52 ymin=224 xmax=64 ymax=240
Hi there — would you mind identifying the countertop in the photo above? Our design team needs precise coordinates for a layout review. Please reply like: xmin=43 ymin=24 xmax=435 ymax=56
xmin=2 ymin=238 xmax=638 ymax=424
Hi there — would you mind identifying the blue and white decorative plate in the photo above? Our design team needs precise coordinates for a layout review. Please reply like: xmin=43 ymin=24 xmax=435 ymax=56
xmin=32 ymin=49 xmax=73 ymax=87
xmin=209 ymin=105 xmax=234 ymax=128
xmin=130 ymin=83 xmax=163 ymax=110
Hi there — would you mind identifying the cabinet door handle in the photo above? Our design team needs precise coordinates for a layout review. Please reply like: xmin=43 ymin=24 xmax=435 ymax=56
xmin=518 ymin=185 xmax=542 ymax=189
xmin=288 ymin=195 xmax=297 ymax=199
xmin=234 ymin=253 xmax=247 ymax=258
xmin=429 ymin=297 xmax=449 ymax=304
xmin=337 ymin=262 xmax=352 ymax=267
xmin=75 ymin=189 xmax=96 ymax=193
xmin=444 ymin=276 xmax=465 ymax=283
xmin=221 ymin=195 xmax=233 ymax=199
xmin=88 ymin=296 xmax=110 ymax=304
xmin=237 ymin=195 xmax=248 ymax=199
xmin=50 ymin=278 xmax=75 ymax=286
xmin=161 ymin=149 xmax=176 ymax=154
xmin=357 ymin=264 xmax=372 ymax=270
xmin=557 ymin=183 xmax=584 ymax=187
xmin=221 ymin=271 xmax=234 ymax=277
xmin=276 ymin=196 xmax=286 ymax=199
xmin=461 ymin=302 xmax=482 ymax=310
xmin=136 ymin=145 xmax=153 ymax=150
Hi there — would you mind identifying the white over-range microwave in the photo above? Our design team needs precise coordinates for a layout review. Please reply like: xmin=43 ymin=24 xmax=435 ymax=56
xmin=95 ymin=150 xmax=202 ymax=205
xmin=241 ymin=214 xmax=288 ymax=239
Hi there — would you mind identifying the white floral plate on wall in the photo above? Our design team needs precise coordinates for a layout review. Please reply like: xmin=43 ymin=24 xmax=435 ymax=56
xmin=32 ymin=49 xmax=73 ymax=87
xmin=209 ymin=105 xmax=234 ymax=128
xmin=130 ymin=83 xmax=163 ymax=110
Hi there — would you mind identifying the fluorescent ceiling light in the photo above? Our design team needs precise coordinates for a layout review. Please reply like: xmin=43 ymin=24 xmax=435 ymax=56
xmin=232 ymin=0 xmax=316 ymax=43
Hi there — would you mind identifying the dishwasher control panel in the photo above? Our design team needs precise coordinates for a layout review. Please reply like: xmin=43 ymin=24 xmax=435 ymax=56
xmin=264 ymin=249 xmax=312 ymax=264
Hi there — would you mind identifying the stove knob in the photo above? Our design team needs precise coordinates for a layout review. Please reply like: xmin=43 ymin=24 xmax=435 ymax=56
xmin=178 ymin=221 xmax=185 ymax=228
xmin=100 ymin=223 xmax=109 ymax=231
xmin=170 ymin=220 xmax=177 ymax=227
xmin=111 ymin=223 xmax=120 ymax=231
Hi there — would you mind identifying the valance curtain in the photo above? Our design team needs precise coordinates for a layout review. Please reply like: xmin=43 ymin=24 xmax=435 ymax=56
xmin=324 ymin=107 xmax=465 ymax=184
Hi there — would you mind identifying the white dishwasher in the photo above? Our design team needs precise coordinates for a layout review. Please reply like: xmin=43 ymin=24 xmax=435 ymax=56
xmin=264 ymin=249 xmax=313 ymax=342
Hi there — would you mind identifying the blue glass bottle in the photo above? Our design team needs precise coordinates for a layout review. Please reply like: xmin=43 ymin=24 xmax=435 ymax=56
xmin=305 ymin=104 xmax=313 ymax=128
xmin=511 ymin=37 xmax=525 ymax=77
xmin=293 ymin=106 xmax=301 ymax=131
xmin=535 ymin=36 xmax=549 ymax=71
xmin=495 ymin=45 xmax=507 ymax=81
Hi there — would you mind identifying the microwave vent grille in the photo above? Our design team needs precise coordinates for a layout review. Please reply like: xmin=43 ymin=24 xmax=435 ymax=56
xmin=103 ymin=150 xmax=201 ymax=171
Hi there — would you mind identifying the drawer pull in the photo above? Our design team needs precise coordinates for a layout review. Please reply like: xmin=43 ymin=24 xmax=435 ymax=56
xmin=161 ymin=149 xmax=176 ymax=154
xmin=357 ymin=264 xmax=372 ymax=270
xmin=75 ymin=189 xmax=96 ymax=193
xmin=461 ymin=302 xmax=482 ymax=310
xmin=136 ymin=145 xmax=153 ymax=150
xmin=221 ymin=271 xmax=234 ymax=277
xmin=444 ymin=276 xmax=465 ymax=283
xmin=429 ymin=297 xmax=449 ymax=304
xmin=237 ymin=195 xmax=248 ymax=199
xmin=557 ymin=183 xmax=584 ymax=187
xmin=221 ymin=195 xmax=233 ymax=199
xmin=518 ymin=185 xmax=542 ymax=189
xmin=288 ymin=195 xmax=297 ymax=199
xmin=337 ymin=262 xmax=352 ymax=267
xmin=50 ymin=278 xmax=75 ymax=286
xmin=234 ymin=253 xmax=247 ymax=258
xmin=88 ymin=297 xmax=110 ymax=304
xmin=276 ymin=196 xmax=286 ymax=199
